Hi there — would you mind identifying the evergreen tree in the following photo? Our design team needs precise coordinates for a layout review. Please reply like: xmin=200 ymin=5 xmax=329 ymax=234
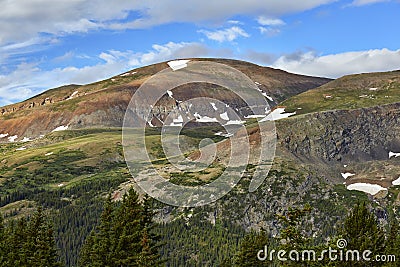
xmin=277 ymin=204 xmax=312 ymax=251
xmin=136 ymin=195 xmax=164 ymax=267
xmin=93 ymin=194 xmax=116 ymax=266
xmin=79 ymin=188 xmax=162 ymax=266
xmin=341 ymin=202 xmax=385 ymax=267
xmin=79 ymin=231 xmax=97 ymax=266
xmin=234 ymin=229 xmax=271 ymax=267
xmin=0 ymin=213 xmax=5 ymax=265
xmin=7 ymin=217 xmax=29 ymax=266
xmin=384 ymin=217 xmax=399 ymax=267
xmin=0 ymin=207 xmax=61 ymax=267
xmin=113 ymin=188 xmax=143 ymax=266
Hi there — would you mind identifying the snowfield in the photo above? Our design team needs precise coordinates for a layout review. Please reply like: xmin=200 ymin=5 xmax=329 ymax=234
xmin=52 ymin=125 xmax=69 ymax=132
xmin=167 ymin=60 xmax=190 ymax=71
xmin=260 ymin=108 xmax=296 ymax=122
xmin=346 ymin=183 xmax=387 ymax=195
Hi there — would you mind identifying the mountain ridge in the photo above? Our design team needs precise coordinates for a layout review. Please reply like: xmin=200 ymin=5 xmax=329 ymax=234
xmin=0 ymin=58 xmax=331 ymax=141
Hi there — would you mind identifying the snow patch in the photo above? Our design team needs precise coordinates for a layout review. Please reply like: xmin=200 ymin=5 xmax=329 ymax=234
xmin=392 ymin=177 xmax=400 ymax=186
xmin=173 ymin=115 xmax=183 ymax=123
xmin=389 ymin=151 xmax=400 ymax=159
xmin=169 ymin=122 xmax=183 ymax=127
xmin=45 ymin=152 xmax=54 ymax=156
xmin=196 ymin=116 xmax=218 ymax=123
xmin=52 ymin=125 xmax=69 ymax=132
xmin=21 ymin=137 xmax=32 ymax=142
xmin=262 ymin=92 xmax=274 ymax=101
xmin=256 ymin=87 xmax=273 ymax=101
xmin=167 ymin=90 xmax=174 ymax=98
xmin=255 ymin=81 xmax=261 ymax=86
xmin=58 ymin=183 xmax=64 ymax=187
xmin=214 ymin=132 xmax=233 ymax=138
xmin=260 ymin=108 xmax=296 ymax=122
xmin=66 ymin=91 xmax=79 ymax=100
xmin=341 ymin=172 xmax=355 ymax=179
xmin=120 ymin=71 xmax=136 ymax=77
xmin=219 ymin=112 xmax=229 ymax=121
xmin=167 ymin=60 xmax=190 ymax=71
xmin=346 ymin=183 xmax=387 ymax=195
xmin=369 ymin=87 xmax=378 ymax=91
xmin=225 ymin=120 xmax=245 ymax=125
xmin=244 ymin=114 xmax=266 ymax=119
xmin=16 ymin=147 xmax=26 ymax=151
xmin=8 ymin=135 xmax=18 ymax=142
xmin=210 ymin=102 xmax=218 ymax=111
xmin=0 ymin=133 xmax=9 ymax=138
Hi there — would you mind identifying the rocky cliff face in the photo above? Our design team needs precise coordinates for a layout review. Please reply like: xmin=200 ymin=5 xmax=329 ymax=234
xmin=275 ymin=103 xmax=400 ymax=185
xmin=278 ymin=103 xmax=400 ymax=162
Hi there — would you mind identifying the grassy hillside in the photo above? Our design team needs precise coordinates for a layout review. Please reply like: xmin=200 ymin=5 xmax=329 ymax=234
xmin=282 ymin=70 xmax=400 ymax=115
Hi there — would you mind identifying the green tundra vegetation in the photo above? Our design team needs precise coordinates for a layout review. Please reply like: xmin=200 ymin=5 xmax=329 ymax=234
xmin=1 ymin=126 xmax=399 ymax=266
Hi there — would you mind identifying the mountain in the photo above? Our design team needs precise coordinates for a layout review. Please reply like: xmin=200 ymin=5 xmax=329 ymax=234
xmin=0 ymin=58 xmax=331 ymax=141
xmin=0 ymin=58 xmax=399 ymax=266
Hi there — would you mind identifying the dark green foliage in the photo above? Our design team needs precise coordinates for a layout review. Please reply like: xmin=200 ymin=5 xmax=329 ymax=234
xmin=79 ymin=188 xmax=162 ymax=267
xmin=0 ymin=208 xmax=61 ymax=267
xmin=384 ymin=217 xmax=400 ymax=267
xmin=341 ymin=202 xmax=385 ymax=267
xmin=277 ymin=204 xmax=312 ymax=251
xmin=234 ymin=230 xmax=272 ymax=267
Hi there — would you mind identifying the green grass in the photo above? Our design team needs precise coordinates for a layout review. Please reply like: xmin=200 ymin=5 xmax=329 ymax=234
xmin=282 ymin=71 xmax=400 ymax=115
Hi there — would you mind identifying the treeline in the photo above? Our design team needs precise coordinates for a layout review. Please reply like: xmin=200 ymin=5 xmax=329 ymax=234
xmin=232 ymin=203 xmax=400 ymax=267
xmin=2 ymin=187 xmax=399 ymax=267
xmin=0 ymin=188 xmax=163 ymax=267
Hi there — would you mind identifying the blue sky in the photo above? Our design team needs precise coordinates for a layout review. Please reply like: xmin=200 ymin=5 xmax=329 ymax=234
xmin=0 ymin=0 xmax=400 ymax=106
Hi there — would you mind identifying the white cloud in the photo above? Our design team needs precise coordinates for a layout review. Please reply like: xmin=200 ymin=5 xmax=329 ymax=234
xmin=0 ymin=42 xmax=215 ymax=106
xmin=349 ymin=0 xmax=390 ymax=6
xmin=272 ymin=48 xmax=400 ymax=78
xmin=54 ymin=51 xmax=75 ymax=62
xmin=257 ymin=16 xmax=286 ymax=26
xmin=199 ymin=26 xmax=250 ymax=42
xmin=0 ymin=0 xmax=335 ymax=46
xmin=258 ymin=27 xmax=281 ymax=36
xmin=256 ymin=16 xmax=285 ymax=37
xmin=227 ymin=20 xmax=243 ymax=25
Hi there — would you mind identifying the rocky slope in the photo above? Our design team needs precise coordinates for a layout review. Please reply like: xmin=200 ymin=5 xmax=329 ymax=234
xmin=0 ymin=58 xmax=331 ymax=141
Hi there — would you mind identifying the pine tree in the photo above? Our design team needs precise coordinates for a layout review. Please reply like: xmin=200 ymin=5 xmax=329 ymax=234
xmin=342 ymin=202 xmax=385 ymax=267
xmin=7 ymin=217 xmax=29 ymax=266
xmin=136 ymin=195 xmax=163 ymax=267
xmin=93 ymin=194 xmax=116 ymax=266
xmin=384 ymin=217 xmax=399 ymax=267
xmin=0 ymin=207 xmax=61 ymax=267
xmin=113 ymin=188 xmax=143 ymax=266
xmin=26 ymin=207 xmax=61 ymax=267
xmin=0 ymin=213 xmax=5 ymax=265
xmin=79 ymin=188 xmax=162 ymax=266
xmin=234 ymin=229 xmax=271 ymax=267
xmin=79 ymin=230 xmax=97 ymax=266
